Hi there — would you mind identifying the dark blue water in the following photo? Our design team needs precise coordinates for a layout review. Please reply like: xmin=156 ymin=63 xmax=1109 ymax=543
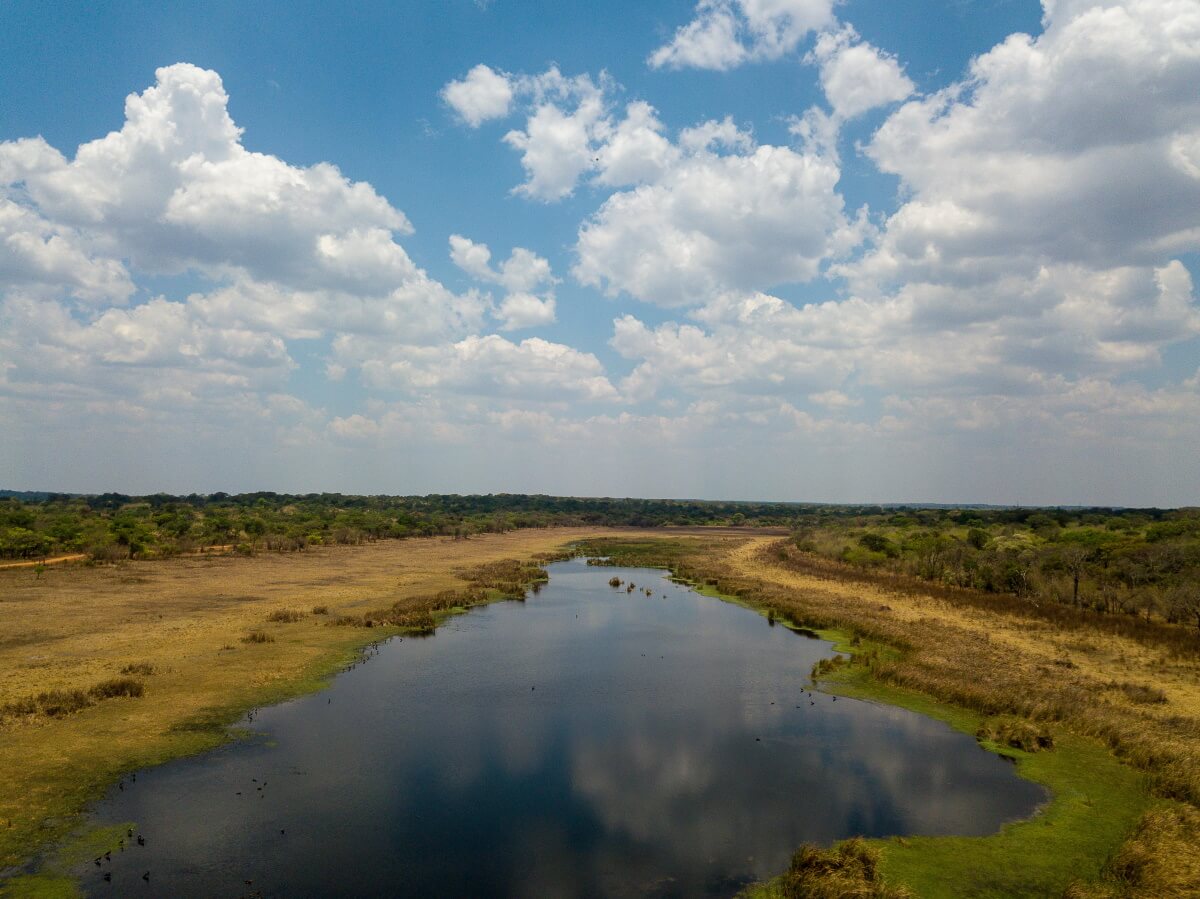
xmin=78 ymin=559 xmax=1044 ymax=897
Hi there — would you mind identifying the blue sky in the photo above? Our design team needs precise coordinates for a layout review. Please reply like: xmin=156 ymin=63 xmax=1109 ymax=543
xmin=1 ymin=0 xmax=1197 ymax=503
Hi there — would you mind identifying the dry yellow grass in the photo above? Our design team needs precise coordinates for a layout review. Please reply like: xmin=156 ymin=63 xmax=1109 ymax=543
xmin=700 ymin=538 xmax=1200 ymax=896
xmin=723 ymin=539 xmax=1200 ymax=724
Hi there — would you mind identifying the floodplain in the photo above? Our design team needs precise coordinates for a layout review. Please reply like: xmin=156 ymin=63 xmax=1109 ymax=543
xmin=2 ymin=527 xmax=1198 ymax=897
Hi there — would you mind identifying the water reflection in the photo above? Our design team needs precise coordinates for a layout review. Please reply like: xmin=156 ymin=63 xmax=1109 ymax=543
xmin=79 ymin=559 xmax=1044 ymax=897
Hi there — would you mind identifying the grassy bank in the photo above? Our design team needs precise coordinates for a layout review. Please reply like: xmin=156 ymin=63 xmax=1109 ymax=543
xmin=0 ymin=529 xmax=622 ymax=896
xmin=814 ymin=668 xmax=1155 ymax=898
xmin=580 ymin=536 xmax=1200 ymax=897
xmin=7 ymin=530 xmax=1199 ymax=897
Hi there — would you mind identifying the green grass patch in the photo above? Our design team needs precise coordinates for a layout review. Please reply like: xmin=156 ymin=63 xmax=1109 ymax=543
xmin=0 ymin=872 xmax=80 ymax=899
xmin=1 ymin=823 xmax=132 ymax=899
xmin=742 ymin=654 xmax=1156 ymax=898
xmin=876 ymin=738 xmax=1156 ymax=897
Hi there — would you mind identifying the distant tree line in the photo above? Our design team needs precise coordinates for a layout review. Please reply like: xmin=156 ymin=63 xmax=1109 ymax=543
xmin=2 ymin=491 xmax=1197 ymax=627
xmin=0 ymin=490 xmax=815 ymax=561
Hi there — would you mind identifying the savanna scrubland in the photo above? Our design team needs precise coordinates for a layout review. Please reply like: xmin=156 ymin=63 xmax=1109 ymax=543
xmin=2 ymin=494 xmax=1200 ymax=897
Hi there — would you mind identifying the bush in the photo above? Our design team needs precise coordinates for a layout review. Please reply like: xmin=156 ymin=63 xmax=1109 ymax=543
xmin=976 ymin=716 xmax=1054 ymax=752
xmin=119 ymin=662 xmax=156 ymax=676
xmin=2 ymin=689 xmax=93 ymax=719
xmin=778 ymin=837 xmax=912 ymax=898
xmin=2 ymin=678 xmax=148 ymax=722
xmin=89 ymin=677 xmax=145 ymax=699
xmin=843 ymin=546 xmax=889 ymax=567
xmin=812 ymin=655 xmax=849 ymax=678
xmin=311 ymin=605 xmax=329 ymax=615
xmin=242 ymin=630 xmax=275 ymax=643
xmin=266 ymin=609 xmax=304 ymax=623
xmin=34 ymin=689 xmax=95 ymax=717
xmin=87 ymin=542 xmax=127 ymax=562
xmin=858 ymin=533 xmax=894 ymax=555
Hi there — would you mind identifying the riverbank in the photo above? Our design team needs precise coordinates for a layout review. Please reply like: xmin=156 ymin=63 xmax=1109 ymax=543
xmin=6 ymin=531 xmax=1199 ymax=896
xmin=1 ymin=528 xmax=673 ymax=895
xmin=577 ymin=536 xmax=1200 ymax=897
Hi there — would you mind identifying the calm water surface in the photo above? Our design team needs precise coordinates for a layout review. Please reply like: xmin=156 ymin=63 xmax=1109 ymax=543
xmin=79 ymin=559 xmax=1044 ymax=897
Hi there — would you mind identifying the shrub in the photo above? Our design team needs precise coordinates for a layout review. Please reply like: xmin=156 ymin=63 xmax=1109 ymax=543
xmin=34 ymin=689 xmax=94 ymax=717
xmin=812 ymin=655 xmax=849 ymax=679
xmin=264 ymin=534 xmax=307 ymax=552
xmin=311 ymin=605 xmax=329 ymax=615
xmin=242 ymin=630 xmax=274 ymax=643
xmin=266 ymin=609 xmax=304 ymax=623
xmin=89 ymin=677 xmax=145 ymax=699
xmin=119 ymin=662 xmax=156 ymax=676
xmin=858 ymin=533 xmax=894 ymax=554
xmin=1 ymin=678 xmax=148 ymax=722
xmin=1 ymin=689 xmax=93 ymax=720
xmin=976 ymin=716 xmax=1054 ymax=752
xmin=778 ymin=837 xmax=911 ymax=898
xmin=87 ymin=542 xmax=127 ymax=562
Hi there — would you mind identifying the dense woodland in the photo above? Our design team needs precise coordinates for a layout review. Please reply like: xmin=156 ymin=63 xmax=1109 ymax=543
xmin=789 ymin=505 xmax=1200 ymax=629
xmin=1 ymin=491 xmax=1198 ymax=629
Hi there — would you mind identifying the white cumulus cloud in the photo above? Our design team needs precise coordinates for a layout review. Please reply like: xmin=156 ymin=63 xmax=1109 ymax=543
xmin=449 ymin=234 xmax=558 ymax=330
xmin=575 ymin=141 xmax=863 ymax=306
xmin=649 ymin=0 xmax=835 ymax=70
xmin=336 ymin=333 xmax=617 ymax=401
xmin=501 ymin=69 xmax=609 ymax=200
xmin=855 ymin=0 xmax=1200 ymax=290
xmin=808 ymin=25 xmax=914 ymax=120
xmin=441 ymin=64 xmax=515 ymax=127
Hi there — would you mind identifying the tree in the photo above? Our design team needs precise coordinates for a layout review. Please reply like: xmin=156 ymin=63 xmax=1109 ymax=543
xmin=1059 ymin=546 xmax=1091 ymax=606
xmin=966 ymin=528 xmax=989 ymax=550
xmin=1168 ymin=585 xmax=1200 ymax=631
xmin=858 ymin=533 xmax=892 ymax=554
xmin=0 ymin=527 xmax=53 ymax=559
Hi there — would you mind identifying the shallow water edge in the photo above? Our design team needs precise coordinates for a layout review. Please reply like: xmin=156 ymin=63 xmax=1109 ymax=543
xmin=7 ymin=548 xmax=1090 ymax=898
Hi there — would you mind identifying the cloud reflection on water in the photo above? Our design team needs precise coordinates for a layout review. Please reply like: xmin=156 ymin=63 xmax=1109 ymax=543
xmin=80 ymin=559 xmax=1043 ymax=897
